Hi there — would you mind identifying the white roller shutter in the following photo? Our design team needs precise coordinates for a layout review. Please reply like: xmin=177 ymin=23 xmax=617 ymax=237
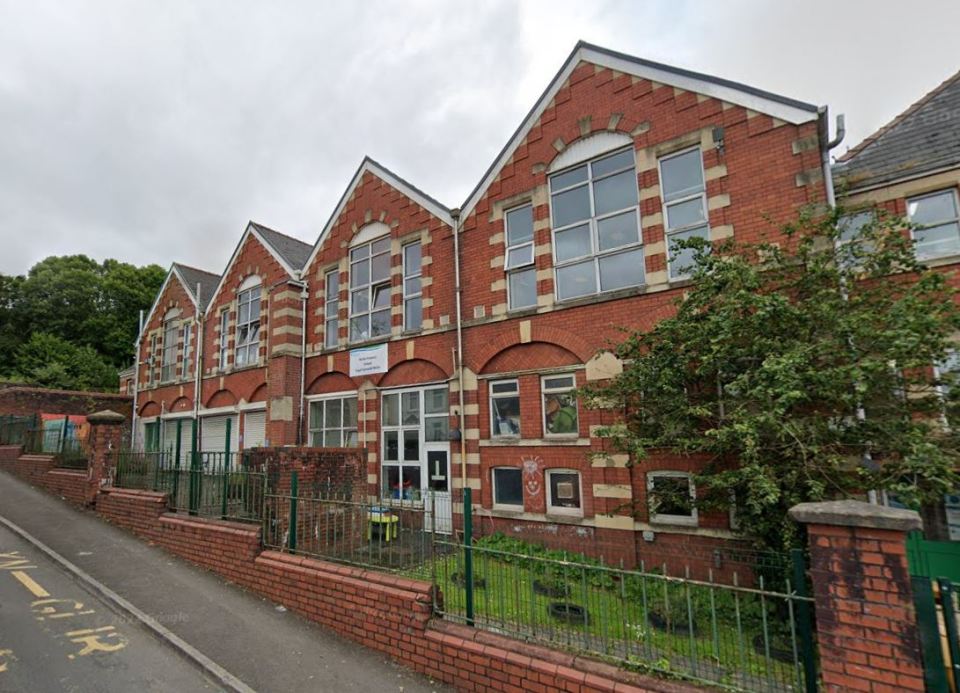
xmin=242 ymin=410 xmax=266 ymax=449
xmin=200 ymin=414 xmax=239 ymax=456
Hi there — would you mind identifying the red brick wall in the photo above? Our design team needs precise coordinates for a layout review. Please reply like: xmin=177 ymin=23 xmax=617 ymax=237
xmin=0 ymin=386 xmax=132 ymax=418
xmin=94 ymin=486 xmax=688 ymax=693
xmin=0 ymin=452 xmax=89 ymax=506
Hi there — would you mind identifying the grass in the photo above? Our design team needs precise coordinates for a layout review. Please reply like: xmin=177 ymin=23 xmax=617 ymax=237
xmin=405 ymin=535 xmax=809 ymax=692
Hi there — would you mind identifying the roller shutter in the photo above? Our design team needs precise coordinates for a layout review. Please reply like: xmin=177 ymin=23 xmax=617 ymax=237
xmin=242 ymin=410 xmax=266 ymax=449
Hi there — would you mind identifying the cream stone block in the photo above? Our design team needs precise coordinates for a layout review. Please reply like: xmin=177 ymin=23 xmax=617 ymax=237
xmin=271 ymin=325 xmax=303 ymax=337
xmin=586 ymin=351 xmax=623 ymax=381
xmin=491 ymin=303 xmax=507 ymax=317
xmin=704 ymin=164 xmax=728 ymax=181
xmin=490 ymin=278 xmax=506 ymax=292
xmin=463 ymin=403 xmax=479 ymax=416
xmin=594 ymin=514 xmax=635 ymax=530
xmin=406 ymin=341 xmax=415 ymax=360
xmin=535 ymin=269 xmax=553 ymax=281
xmin=421 ymin=276 xmax=433 ymax=288
xmin=534 ymin=243 xmax=552 ymax=257
xmin=537 ymin=293 xmax=555 ymax=307
xmin=270 ymin=397 xmax=293 ymax=422
xmin=489 ymin=255 xmax=505 ymax=269
xmin=710 ymin=225 xmax=734 ymax=241
xmin=488 ymin=232 xmax=505 ymax=246
xmin=451 ymin=477 xmax=482 ymax=490
xmin=421 ymin=297 xmax=434 ymax=308
xmin=593 ymin=484 xmax=632 ymax=499
xmin=367 ymin=473 xmax=378 ymax=484
xmin=422 ymin=319 xmax=435 ymax=330
xmin=271 ymin=307 xmax=302 ymax=321
xmin=591 ymin=453 xmax=630 ymax=468
xmin=641 ymin=212 xmax=663 ymax=229
xmin=519 ymin=320 xmax=532 ymax=344
xmin=639 ymin=186 xmax=661 ymax=201
xmin=708 ymin=194 xmax=731 ymax=210
xmin=645 ymin=240 xmax=666 ymax=255
xmin=327 ymin=355 xmax=334 ymax=371
xmin=646 ymin=270 xmax=668 ymax=285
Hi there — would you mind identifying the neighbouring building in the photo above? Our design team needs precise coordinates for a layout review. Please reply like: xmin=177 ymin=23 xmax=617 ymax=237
xmin=133 ymin=41 xmax=833 ymax=568
xmin=833 ymin=67 xmax=960 ymax=543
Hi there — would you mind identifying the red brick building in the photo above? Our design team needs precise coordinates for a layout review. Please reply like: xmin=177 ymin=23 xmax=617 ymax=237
xmin=834 ymin=67 xmax=960 ymax=543
xmin=133 ymin=42 xmax=833 ymax=566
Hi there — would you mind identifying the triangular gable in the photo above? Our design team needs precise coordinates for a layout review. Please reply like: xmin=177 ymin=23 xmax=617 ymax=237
xmin=205 ymin=222 xmax=308 ymax=313
xmin=460 ymin=41 xmax=820 ymax=220
xmin=139 ymin=264 xmax=206 ymax=343
xmin=303 ymin=156 xmax=454 ymax=273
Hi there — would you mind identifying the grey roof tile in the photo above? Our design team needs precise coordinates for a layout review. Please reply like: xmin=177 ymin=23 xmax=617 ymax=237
xmin=249 ymin=222 xmax=313 ymax=271
xmin=174 ymin=263 xmax=221 ymax=311
xmin=834 ymin=69 xmax=960 ymax=192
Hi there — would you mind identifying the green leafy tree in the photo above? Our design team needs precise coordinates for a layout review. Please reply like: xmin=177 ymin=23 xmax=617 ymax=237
xmin=13 ymin=333 xmax=118 ymax=392
xmin=583 ymin=208 xmax=960 ymax=554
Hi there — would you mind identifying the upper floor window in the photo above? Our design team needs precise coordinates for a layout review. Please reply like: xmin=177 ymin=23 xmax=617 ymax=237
xmin=308 ymin=395 xmax=358 ymax=447
xmin=660 ymin=148 xmax=709 ymax=280
xmin=218 ymin=310 xmax=229 ymax=370
xmin=350 ymin=236 xmax=391 ymax=342
xmin=181 ymin=322 xmax=192 ymax=380
xmin=160 ymin=318 xmax=178 ymax=382
xmin=505 ymin=205 xmax=537 ymax=310
xmin=235 ymin=278 xmax=261 ymax=368
xmin=549 ymin=148 xmax=643 ymax=300
xmin=324 ymin=269 xmax=340 ymax=349
xmin=837 ymin=210 xmax=875 ymax=267
xmin=909 ymin=189 xmax=960 ymax=259
xmin=148 ymin=334 xmax=158 ymax=385
xmin=542 ymin=374 xmax=578 ymax=437
xmin=403 ymin=242 xmax=422 ymax=331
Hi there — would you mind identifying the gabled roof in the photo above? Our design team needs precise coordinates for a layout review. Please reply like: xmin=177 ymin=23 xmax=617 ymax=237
xmin=139 ymin=262 xmax=220 ymax=343
xmin=173 ymin=263 xmax=220 ymax=311
xmin=834 ymin=68 xmax=960 ymax=193
xmin=205 ymin=221 xmax=312 ymax=313
xmin=303 ymin=156 xmax=453 ymax=273
xmin=459 ymin=41 xmax=821 ymax=220
xmin=250 ymin=222 xmax=313 ymax=270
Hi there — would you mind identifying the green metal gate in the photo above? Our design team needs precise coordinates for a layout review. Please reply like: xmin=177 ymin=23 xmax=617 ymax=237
xmin=913 ymin=575 xmax=960 ymax=692
xmin=908 ymin=532 xmax=960 ymax=582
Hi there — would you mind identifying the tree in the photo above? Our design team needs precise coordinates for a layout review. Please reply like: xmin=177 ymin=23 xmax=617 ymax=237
xmin=13 ymin=333 xmax=118 ymax=392
xmin=583 ymin=207 xmax=960 ymax=554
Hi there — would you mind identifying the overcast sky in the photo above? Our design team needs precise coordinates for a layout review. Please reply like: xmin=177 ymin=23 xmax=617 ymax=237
xmin=1 ymin=0 xmax=957 ymax=276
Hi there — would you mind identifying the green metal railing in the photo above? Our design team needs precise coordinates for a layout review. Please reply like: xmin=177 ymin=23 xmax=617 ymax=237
xmin=113 ymin=449 xmax=266 ymax=523
xmin=22 ymin=417 xmax=89 ymax=469
xmin=0 ymin=415 xmax=34 ymax=446
xmin=914 ymin=575 xmax=960 ymax=692
xmin=262 ymin=475 xmax=439 ymax=572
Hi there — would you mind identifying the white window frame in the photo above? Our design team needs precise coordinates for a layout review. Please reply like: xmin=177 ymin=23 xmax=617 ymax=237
xmin=307 ymin=393 xmax=358 ymax=448
xmin=647 ymin=471 xmax=698 ymax=527
xmin=218 ymin=310 xmax=229 ymax=371
xmin=489 ymin=379 xmax=521 ymax=439
xmin=541 ymin=374 xmax=579 ymax=438
xmin=504 ymin=204 xmax=537 ymax=311
xmin=181 ymin=321 xmax=192 ymax=381
xmin=659 ymin=147 xmax=710 ymax=281
xmin=549 ymin=147 xmax=644 ymax=301
xmin=349 ymin=236 xmax=392 ymax=342
xmin=148 ymin=334 xmax=158 ymax=385
xmin=908 ymin=188 xmax=960 ymax=260
xmin=402 ymin=241 xmax=422 ymax=332
xmin=492 ymin=466 xmax=524 ymax=510
xmin=160 ymin=319 xmax=178 ymax=383
xmin=324 ymin=269 xmax=340 ymax=350
xmin=380 ymin=385 xmax=449 ymax=501
xmin=546 ymin=468 xmax=582 ymax=516
xmin=234 ymin=282 xmax=261 ymax=368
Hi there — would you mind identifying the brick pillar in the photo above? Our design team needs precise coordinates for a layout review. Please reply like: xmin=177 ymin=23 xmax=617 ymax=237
xmin=85 ymin=409 xmax=126 ymax=505
xmin=789 ymin=500 xmax=925 ymax=692
xmin=266 ymin=279 xmax=305 ymax=447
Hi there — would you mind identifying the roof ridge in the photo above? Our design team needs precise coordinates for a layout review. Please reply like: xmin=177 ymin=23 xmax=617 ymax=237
xmin=172 ymin=262 xmax=220 ymax=279
xmin=838 ymin=67 xmax=960 ymax=163
xmin=249 ymin=220 xmax=312 ymax=249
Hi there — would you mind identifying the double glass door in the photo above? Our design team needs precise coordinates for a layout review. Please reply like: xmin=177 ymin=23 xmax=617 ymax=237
xmin=381 ymin=385 xmax=452 ymax=533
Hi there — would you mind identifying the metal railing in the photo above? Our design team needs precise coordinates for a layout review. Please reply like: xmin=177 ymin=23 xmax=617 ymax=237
xmin=113 ymin=450 xmax=266 ymax=522
xmin=914 ymin=575 xmax=960 ymax=692
xmin=262 ymin=473 xmax=441 ymax=572
xmin=22 ymin=419 xmax=89 ymax=469
xmin=0 ymin=415 xmax=34 ymax=446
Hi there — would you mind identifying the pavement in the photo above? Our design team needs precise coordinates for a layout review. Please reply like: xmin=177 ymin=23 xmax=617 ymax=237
xmin=0 ymin=471 xmax=447 ymax=693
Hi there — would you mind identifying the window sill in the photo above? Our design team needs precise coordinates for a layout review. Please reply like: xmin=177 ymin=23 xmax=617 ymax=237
xmin=554 ymin=284 xmax=646 ymax=309
xmin=649 ymin=516 xmax=699 ymax=528
xmin=545 ymin=511 xmax=584 ymax=521
xmin=506 ymin=305 xmax=539 ymax=318
xmin=491 ymin=506 xmax=524 ymax=516
xmin=921 ymin=253 xmax=960 ymax=269
xmin=348 ymin=336 xmax=391 ymax=349
xmin=480 ymin=438 xmax=591 ymax=447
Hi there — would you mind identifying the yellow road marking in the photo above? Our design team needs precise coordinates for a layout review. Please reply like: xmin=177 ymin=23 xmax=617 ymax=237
xmin=11 ymin=570 xmax=49 ymax=598
xmin=0 ymin=649 xmax=13 ymax=673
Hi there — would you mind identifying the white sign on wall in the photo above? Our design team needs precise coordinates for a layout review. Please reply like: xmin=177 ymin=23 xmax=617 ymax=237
xmin=349 ymin=343 xmax=388 ymax=377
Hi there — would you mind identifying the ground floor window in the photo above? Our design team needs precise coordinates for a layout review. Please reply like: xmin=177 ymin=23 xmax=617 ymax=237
xmin=546 ymin=469 xmax=582 ymax=515
xmin=308 ymin=395 xmax=358 ymax=447
xmin=381 ymin=385 xmax=449 ymax=501
xmin=647 ymin=471 xmax=697 ymax=526
xmin=492 ymin=467 xmax=523 ymax=508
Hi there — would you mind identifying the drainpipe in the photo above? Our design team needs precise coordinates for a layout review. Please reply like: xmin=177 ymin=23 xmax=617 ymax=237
xmin=130 ymin=309 xmax=144 ymax=451
xmin=193 ymin=283 xmax=204 ymax=448
xmin=451 ymin=208 xmax=467 ymax=490
xmin=297 ymin=272 xmax=309 ymax=447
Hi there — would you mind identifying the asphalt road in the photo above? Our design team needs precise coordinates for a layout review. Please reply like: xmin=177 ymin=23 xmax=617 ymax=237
xmin=0 ymin=471 xmax=445 ymax=692
xmin=0 ymin=522 xmax=218 ymax=692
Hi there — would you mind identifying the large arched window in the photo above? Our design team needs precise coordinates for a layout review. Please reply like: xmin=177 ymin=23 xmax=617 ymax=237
xmin=349 ymin=224 xmax=391 ymax=342
xmin=235 ymin=275 xmax=261 ymax=368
